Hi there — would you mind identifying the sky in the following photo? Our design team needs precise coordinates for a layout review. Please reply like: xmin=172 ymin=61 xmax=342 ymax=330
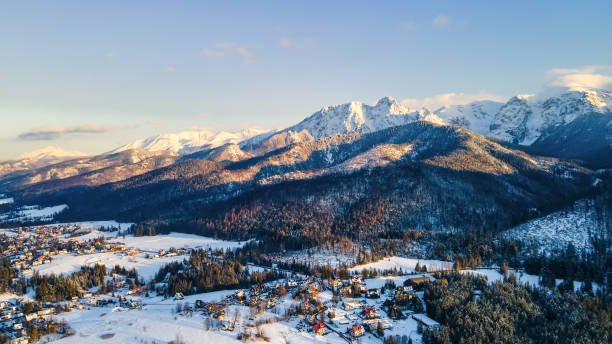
xmin=1 ymin=1 xmax=611 ymax=160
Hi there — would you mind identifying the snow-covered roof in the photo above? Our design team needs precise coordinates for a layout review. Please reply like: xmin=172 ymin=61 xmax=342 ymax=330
xmin=412 ymin=313 xmax=440 ymax=327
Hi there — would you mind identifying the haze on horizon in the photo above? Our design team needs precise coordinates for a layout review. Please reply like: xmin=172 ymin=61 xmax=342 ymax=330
xmin=1 ymin=0 xmax=611 ymax=160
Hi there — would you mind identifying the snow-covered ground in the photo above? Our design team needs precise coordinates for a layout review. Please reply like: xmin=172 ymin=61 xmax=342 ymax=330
xmin=33 ymin=252 xmax=188 ymax=280
xmin=0 ymin=196 xmax=14 ymax=204
xmin=56 ymin=223 xmax=250 ymax=252
xmin=349 ymin=257 xmax=452 ymax=273
xmin=502 ymin=200 xmax=602 ymax=254
xmin=0 ymin=292 xmax=35 ymax=303
xmin=25 ymin=224 xmax=252 ymax=280
xmin=52 ymin=280 xmax=424 ymax=344
xmin=109 ymin=232 xmax=250 ymax=252
xmin=0 ymin=204 xmax=67 ymax=222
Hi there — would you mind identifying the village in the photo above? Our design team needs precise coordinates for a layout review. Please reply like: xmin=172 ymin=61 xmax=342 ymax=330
xmin=0 ymin=223 xmax=197 ymax=343
xmin=0 ymin=223 xmax=457 ymax=344
xmin=0 ymin=222 xmax=579 ymax=344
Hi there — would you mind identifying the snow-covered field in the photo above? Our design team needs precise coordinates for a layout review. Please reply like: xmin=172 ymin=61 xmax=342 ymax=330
xmin=0 ymin=196 xmax=14 ymax=204
xmin=0 ymin=292 xmax=35 ymax=303
xmin=54 ymin=306 xmax=359 ymax=344
xmin=52 ymin=281 xmax=424 ymax=344
xmin=502 ymin=200 xmax=602 ymax=254
xmin=31 ymin=229 xmax=249 ymax=280
xmin=349 ymin=256 xmax=452 ymax=273
xmin=0 ymin=204 xmax=68 ymax=222
xmin=110 ymin=232 xmax=250 ymax=252
xmin=33 ymin=252 xmax=188 ymax=280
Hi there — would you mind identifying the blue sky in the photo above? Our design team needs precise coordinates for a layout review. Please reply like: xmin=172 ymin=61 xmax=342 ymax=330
xmin=1 ymin=1 xmax=611 ymax=159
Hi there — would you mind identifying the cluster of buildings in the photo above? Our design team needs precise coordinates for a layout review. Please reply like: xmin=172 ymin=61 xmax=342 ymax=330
xmin=1 ymin=225 xmax=126 ymax=277
xmin=323 ymin=274 xmax=441 ymax=339
xmin=0 ymin=299 xmax=57 ymax=344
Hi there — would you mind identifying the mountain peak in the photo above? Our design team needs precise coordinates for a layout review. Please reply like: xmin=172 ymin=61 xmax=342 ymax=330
xmin=111 ymin=127 xmax=270 ymax=155
xmin=15 ymin=146 xmax=86 ymax=161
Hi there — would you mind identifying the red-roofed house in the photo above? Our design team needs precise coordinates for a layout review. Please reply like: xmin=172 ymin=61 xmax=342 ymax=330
xmin=314 ymin=322 xmax=326 ymax=335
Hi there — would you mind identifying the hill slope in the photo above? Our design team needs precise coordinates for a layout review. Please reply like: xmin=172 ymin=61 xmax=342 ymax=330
xmin=29 ymin=122 xmax=593 ymax=246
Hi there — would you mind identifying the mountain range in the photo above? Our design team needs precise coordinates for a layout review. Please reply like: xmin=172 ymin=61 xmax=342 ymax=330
xmin=7 ymin=87 xmax=610 ymax=175
xmin=110 ymin=128 xmax=269 ymax=155
xmin=31 ymin=121 xmax=594 ymax=240
xmin=1 ymin=87 xmax=610 ymax=243
xmin=0 ymin=146 xmax=87 ymax=180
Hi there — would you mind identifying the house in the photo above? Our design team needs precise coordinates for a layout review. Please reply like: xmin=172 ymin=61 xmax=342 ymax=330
xmin=363 ymin=307 xmax=380 ymax=319
xmin=412 ymin=313 xmax=442 ymax=332
xmin=314 ymin=322 xmax=326 ymax=335
xmin=213 ymin=311 xmax=225 ymax=320
xmin=37 ymin=308 xmax=53 ymax=316
xmin=341 ymin=285 xmax=352 ymax=296
xmin=364 ymin=318 xmax=393 ymax=331
xmin=10 ymin=336 xmax=28 ymax=344
xmin=343 ymin=300 xmax=361 ymax=310
xmin=397 ymin=285 xmax=413 ymax=293
xmin=174 ymin=292 xmax=184 ymax=301
xmin=393 ymin=291 xmax=419 ymax=311
xmin=404 ymin=276 xmax=430 ymax=291
xmin=351 ymin=324 xmax=365 ymax=337
xmin=366 ymin=289 xmax=380 ymax=298
xmin=350 ymin=275 xmax=362 ymax=284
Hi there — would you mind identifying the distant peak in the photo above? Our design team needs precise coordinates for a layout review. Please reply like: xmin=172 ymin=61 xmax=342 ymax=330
xmin=16 ymin=146 xmax=86 ymax=161
xmin=111 ymin=127 xmax=270 ymax=155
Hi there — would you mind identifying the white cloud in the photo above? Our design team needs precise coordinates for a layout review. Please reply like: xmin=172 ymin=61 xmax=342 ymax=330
xmin=546 ymin=65 xmax=612 ymax=90
xmin=202 ymin=42 xmax=254 ymax=64
xmin=547 ymin=65 xmax=612 ymax=75
xmin=548 ymin=74 xmax=612 ymax=90
xmin=433 ymin=15 xmax=450 ymax=28
xmin=401 ymin=91 xmax=505 ymax=110
xmin=279 ymin=37 xmax=315 ymax=49
xmin=18 ymin=124 xmax=118 ymax=141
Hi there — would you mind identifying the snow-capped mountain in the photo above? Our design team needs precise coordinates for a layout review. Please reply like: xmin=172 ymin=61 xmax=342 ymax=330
xmin=240 ymin=97 xmax=444 ymax=153
xmin=0 ymin=146 xmax=87 ymax=178
xmin=434 ymin=100 xmax=504 ymax=135
xmin=431 ymin=88 xmax=612 ymax=167
xmin=489 ymin=89 xmax=612 ymax=145
xmin=15 ymin=146 xmax=86 ymax=161
xmin=112 ymin=128 xmax=270 ymax=155
xmin=434 ymin=89 xmax=612 ymax=145
xmin=288 ymin=96 xmax=444 ymax=139
xmin=238 ymin=91 xmax=611 ymax=162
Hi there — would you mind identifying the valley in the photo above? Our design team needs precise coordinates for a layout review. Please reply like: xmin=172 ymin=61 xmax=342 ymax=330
xmin=1 ymin=91 xmax=611 ymax=344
